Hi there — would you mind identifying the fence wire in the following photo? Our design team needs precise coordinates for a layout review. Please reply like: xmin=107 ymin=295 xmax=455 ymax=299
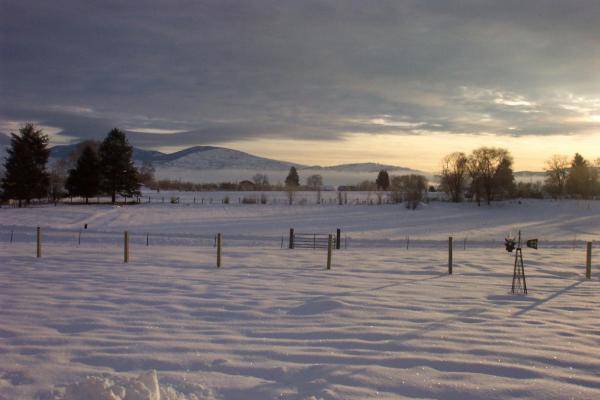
xmin=1 ymin=227 xmax=597 ymax=251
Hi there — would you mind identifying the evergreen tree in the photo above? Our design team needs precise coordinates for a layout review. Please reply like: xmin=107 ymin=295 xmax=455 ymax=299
xmin=65 ymin=145 xmax=101 ymax=204
xmin=1 ymin=123 xmax=50 ymax=207
xmin=566 ymin=153 xmax=592 ymax=198
xmin=493 ymin=158 xmax=516 ymax=199
xmin=375 ymin=170 xmax=390 ymax=190
xmin=98 ymin=128 xmax=140 ymax=203
xmin=285 ymin=166 xmax=300 ymax=187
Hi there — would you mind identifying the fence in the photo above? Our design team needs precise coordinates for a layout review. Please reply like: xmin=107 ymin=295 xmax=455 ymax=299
xmin=1 ymin=227 xmax=596 ymax=279
xmin=1 ymin=190 xmax=465 ymax=208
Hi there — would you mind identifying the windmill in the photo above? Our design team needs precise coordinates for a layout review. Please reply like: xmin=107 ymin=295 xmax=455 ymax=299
xmin=504 ymin=230 xmax=538 ymax=295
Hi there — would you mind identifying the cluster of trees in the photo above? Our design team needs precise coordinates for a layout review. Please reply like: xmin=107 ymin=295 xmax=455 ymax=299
xmin=373 ymin=170 xmax=428 ymax=209
xmin=1 ymin=124 xmax=140 ymax=206
xmin=544 ymin=154 xmax=600 ymax=199
xmin=439 ymin=147 xmax=515 ymax=205
xmin=439 ymin=148 xmax=600 ymax=203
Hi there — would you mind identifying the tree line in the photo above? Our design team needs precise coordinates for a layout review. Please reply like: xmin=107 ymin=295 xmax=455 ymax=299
xmin=1 ymin=124 xmax=140 ymax=206
xmin=2 ymin=125 xmax=598 ymax=208
xmin=438 ymin=148 xmax=600 ymax=204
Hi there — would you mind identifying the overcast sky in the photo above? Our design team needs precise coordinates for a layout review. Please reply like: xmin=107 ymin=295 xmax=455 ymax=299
xmin=1 ymin=0 xmax=599 ymax=171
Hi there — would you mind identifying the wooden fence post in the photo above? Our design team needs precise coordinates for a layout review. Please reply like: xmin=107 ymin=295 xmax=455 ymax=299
xmin=336 ymin=228 xmax=341 ymax=250
xmin=36 ymin=226 xmax=41 ymax=258
xmin=124 ymin=231 xmax=129 ymax=263
xmin=327 ymin=234 xmax=332 ymax=270
xmin=217 ymin=233 xmax=222 ymax=268
xmin=10 ymin=230 xmax=13 ymax=244
xmin=586 ymin=242 xmax=592 ymax=279
xmin=448 ymin=236 xmax=453 ymax=275
xmin=289 ymin=228 xmax=294 ymax=249
xmin=146 ymin=232 xmax=149 ymax=246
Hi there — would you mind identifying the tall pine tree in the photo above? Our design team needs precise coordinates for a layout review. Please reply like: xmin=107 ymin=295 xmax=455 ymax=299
xmin=285 ymin=166 xmax=300 ymax=187
xmin=566 ymin=153 xmax=592 ymax=198
xmin=1 ymin=124 xmax=50 ymax=207
xmin=376 ymin=170 xmax=390 ymax=190
xmin=66 ymin=145 xmax=101 ymax=204
xmin=98 ymin=128 xmax=140 ymax=203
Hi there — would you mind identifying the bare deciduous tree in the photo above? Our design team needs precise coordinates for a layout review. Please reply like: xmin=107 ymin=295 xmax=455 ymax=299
xmin=544 ymin=155 xmax=569 ymax=199
xmin=467 ymin=147 xmax=514 ymax=205
xmin=252 ymin=173 xmax=270 ymax=190
xmin=440 ymin=152 xmax=468 ymax=202
xmin=306 ymin=174 xmax=323 ymax=204
xmin=390 ymin=174 xmax=428 ymax=209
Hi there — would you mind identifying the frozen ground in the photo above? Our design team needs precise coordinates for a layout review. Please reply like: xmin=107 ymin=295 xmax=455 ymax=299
xmin=1 ymin=197 xmax=599 ymax=244
xmin=0 ymin=199 xmax=599 ymax=399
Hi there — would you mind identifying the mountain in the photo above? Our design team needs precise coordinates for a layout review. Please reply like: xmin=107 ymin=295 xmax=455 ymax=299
xmin=305 ymin=162 xmax=419 ymax=174
xmin=158 ymin=146 xmax=302 ymax=170
xmin=0 ymin=138 xmax=550 ymax=185
xmin=44 ymin=143 xmax=424 ymax=185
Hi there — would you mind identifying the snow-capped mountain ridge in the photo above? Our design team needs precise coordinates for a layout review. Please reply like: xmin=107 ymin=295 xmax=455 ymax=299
xmin=47 ymin=143 xmax=425 ymax=173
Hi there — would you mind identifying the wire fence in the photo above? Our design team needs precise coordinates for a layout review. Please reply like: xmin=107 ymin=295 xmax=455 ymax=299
xmin=1 ymin=227 xmax=598 ymax=251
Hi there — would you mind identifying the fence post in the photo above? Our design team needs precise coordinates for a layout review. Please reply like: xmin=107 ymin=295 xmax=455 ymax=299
xmin=586 ymin=242 xmax=592 ymax=279
xmin=327 ymin=234 xmax=332 ymax=270
xmin=124 ymin=231 xmax=129 ymax=263
xmin=36 ymin=226 xmax=41 ymax=258
xmin=336 ymin=228 xmax=341 ymax=250
xmin=217 ymin=233 xmax=222 ymax=268
xmin=448 ymin=236 xmax=453 ymax=275
xmin=289 ymin=228 xmax=294 ymax=249
xmin=146 ymin=232 xmax=149 ymax=246
xmin=78 ymin=230 xmax=82 ymax=246
xmin=10 ymin=230 xmax=13 ymax=244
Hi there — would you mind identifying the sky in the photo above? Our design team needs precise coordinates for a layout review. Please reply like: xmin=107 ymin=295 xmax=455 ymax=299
xmin=1 ymin=0 xmax=599 ymax=172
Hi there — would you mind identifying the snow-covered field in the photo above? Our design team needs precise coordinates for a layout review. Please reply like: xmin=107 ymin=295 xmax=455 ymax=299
xmin=0 ymin=199 xmax=599 ymax=399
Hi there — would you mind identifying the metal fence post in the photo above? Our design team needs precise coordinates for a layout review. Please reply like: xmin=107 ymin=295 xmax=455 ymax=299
xmin=36 ymin=227 xmax=41 ymax=258
xmin=448 ymin=236 xmax=453 ymax=274
xmin=124 ymin=231 xmax=129 ymax=263
xmin=586 ymin=242 xmax=592 ymax=279
xmin=327 ymin=234 xmax=332 ymax=270
xmin=217 ymin=233 xmax=222 ymax=268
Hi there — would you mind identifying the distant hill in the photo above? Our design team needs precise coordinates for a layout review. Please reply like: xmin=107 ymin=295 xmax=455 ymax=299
xmin=305 ymin=162 xmax=419 ymax=174
xmin=48 ymin=143 xmax=424 ymax=174
xmin=0 ymin=138 xmax=548 ymax=185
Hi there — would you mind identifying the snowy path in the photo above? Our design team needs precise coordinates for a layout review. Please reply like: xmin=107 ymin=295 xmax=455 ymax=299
xmin=1 ymin=243 xmax=598 ymax=399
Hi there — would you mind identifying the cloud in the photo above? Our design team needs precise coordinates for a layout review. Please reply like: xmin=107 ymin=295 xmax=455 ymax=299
xmin=1 ymin=0 xmax=599 ymax=150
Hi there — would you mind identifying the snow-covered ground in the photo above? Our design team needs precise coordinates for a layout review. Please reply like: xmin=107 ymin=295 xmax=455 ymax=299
xmin=0 ymin=199 xmax=599 ymax=399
